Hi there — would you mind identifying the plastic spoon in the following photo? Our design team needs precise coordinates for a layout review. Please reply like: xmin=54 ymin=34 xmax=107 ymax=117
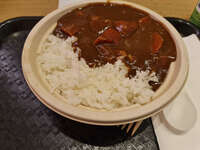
xmin=163 ymin=88 xmax=197 ymax=132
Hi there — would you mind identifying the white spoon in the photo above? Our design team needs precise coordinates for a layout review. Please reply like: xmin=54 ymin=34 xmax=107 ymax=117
xmin=163 ymin=88 xmax=197 ymax=132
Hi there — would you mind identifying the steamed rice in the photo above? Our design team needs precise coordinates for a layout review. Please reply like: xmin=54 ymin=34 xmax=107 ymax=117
xmin=37 ymin=34 xmax=158 ymax=110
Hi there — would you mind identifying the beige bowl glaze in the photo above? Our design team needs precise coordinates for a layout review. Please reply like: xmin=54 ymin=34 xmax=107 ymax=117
xmin=22 ymin=0 xmax=189 ymax=125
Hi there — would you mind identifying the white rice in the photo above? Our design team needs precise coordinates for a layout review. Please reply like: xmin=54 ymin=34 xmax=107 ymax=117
xmin=37 ymin=34 xmax=158 ymax=110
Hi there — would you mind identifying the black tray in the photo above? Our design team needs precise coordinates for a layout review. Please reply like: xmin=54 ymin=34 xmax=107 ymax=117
xmin=0 ymin=17 xmax=199 ymax=150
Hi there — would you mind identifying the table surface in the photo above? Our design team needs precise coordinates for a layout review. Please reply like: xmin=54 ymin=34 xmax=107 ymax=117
xmin=0 ymin=0 xmax=199 ymax=22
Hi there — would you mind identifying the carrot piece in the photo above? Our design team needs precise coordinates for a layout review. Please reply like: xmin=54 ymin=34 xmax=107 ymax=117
xmin=152 ymin=32 xmax=164 ymax=53
xmin=94 ymin=28 xmax=121 ymax=45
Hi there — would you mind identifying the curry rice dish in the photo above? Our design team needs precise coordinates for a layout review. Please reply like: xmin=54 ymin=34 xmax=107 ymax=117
xmin=37 ymin=3 xmax=177 ymax=110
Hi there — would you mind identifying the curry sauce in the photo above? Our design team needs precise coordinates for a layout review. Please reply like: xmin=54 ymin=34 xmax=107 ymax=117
xmin=53 ymin=3 xmax=177 ymax=91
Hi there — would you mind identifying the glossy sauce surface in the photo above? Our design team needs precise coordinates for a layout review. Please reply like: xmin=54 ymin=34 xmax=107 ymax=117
xmin=53 ymin=3 xmax=177 ymax=91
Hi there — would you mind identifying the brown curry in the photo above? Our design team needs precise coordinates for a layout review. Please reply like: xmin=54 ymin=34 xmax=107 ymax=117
xmin=53 ymin=3 xmax=177 ymax=91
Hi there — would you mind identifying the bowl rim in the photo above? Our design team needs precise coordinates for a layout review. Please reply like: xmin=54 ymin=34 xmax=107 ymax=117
xmin=22 ymin=0 xmax=189 ymax=125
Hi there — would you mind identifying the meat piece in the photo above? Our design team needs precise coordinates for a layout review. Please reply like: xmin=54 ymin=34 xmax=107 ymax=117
xmin=94 ymin=28 xmax=121 ymax=45
xmin=96 ymin=45 xmax=116 ymax=62
xmin=96 ymin=45 xmax=111 ymax=57
xmin=152 ymin=32 xmax=164 ymax=53
xmin=60 ymin=24 xmax=79 ymax=36
xmin=114 ymin=20 xmax=138 ymax=37
xmin=89 ymin=16 xmax=112 ymax=32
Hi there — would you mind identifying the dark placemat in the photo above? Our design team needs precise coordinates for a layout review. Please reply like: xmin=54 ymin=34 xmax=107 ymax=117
xmin=1 ymin=16 xmax=199 ymax=150
xmin=166 ymin=17 xmax=200 ymax=38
